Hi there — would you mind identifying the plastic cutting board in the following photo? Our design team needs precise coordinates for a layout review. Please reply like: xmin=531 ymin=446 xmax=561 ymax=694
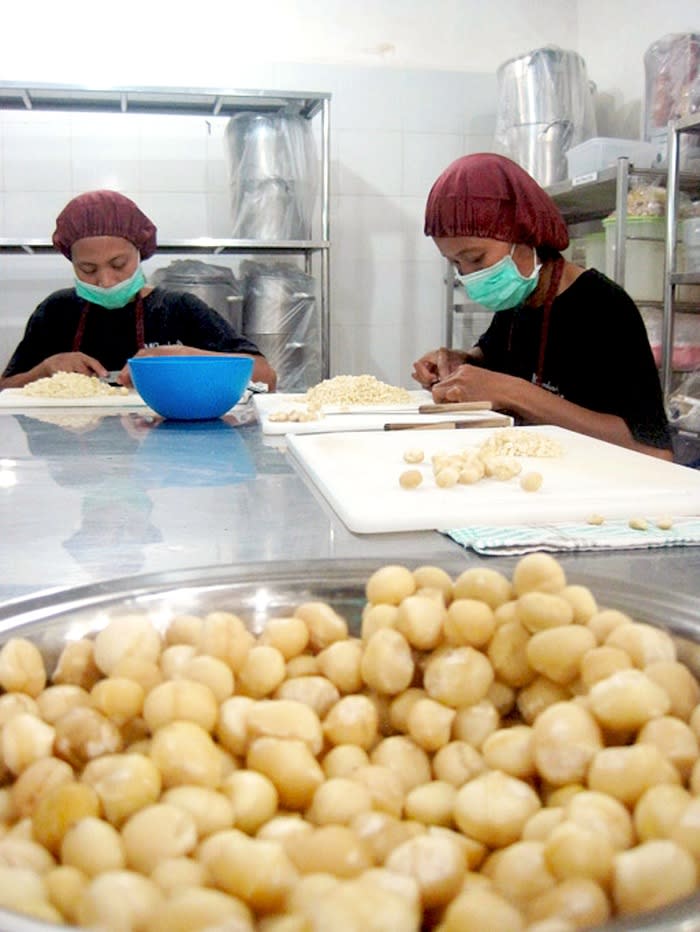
xmin=286 ymin=425 xmax=700 ymax=533
xmin=0 ymin=388 xmax=148 ymax=408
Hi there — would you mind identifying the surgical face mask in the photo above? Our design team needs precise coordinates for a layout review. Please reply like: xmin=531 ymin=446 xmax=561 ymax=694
xmin=74 ymin=265 xmax=146 ymax=309
xmin=455 ymin=246 xmax=541 ymax=311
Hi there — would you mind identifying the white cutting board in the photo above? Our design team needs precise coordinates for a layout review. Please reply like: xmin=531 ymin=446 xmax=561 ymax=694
xmin=0 ymin=388 xmax=148 ymax=408
xmin=287 ymin=425 xmax=700 ymax=533
xmin=253 ymin=390 xmax=511 ymax=434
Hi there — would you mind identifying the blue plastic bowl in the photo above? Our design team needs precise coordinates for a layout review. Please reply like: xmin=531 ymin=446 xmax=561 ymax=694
xmin=128 ymin=355 xmax=254 ymax=420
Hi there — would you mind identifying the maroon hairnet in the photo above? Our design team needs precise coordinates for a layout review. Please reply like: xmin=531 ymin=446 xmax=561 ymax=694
xmin=52 ymin=190 xmax=157 ymax=260
xmin=424 ymin=153 xmax=569 ymax=251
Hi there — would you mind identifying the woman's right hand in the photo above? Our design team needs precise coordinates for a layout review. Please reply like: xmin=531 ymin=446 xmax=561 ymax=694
xmin=411 ymin=347 xmax=468 ymax=388
xmin=40 ymin=352 xmax=108 ymax=379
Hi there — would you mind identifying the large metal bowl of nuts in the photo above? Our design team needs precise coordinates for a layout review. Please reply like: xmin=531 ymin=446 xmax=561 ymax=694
xmin=0 ymin=556 xmax=698 ymax=932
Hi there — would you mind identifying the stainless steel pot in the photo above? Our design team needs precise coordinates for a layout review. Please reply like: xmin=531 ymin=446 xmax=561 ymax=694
xmin=225 ymin=111 xmax=318 ymax=240
xmin=496 ymin=45 xmax=597 ymax=185
xmin=150 ymin=260 xmax=244 ymax=333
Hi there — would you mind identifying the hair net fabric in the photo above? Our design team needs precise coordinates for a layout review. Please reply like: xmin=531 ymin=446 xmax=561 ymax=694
xmin=52 ymin=190 xmax=158 ymax=260
xmin=424 ymin=153 xmax=569 ymax=251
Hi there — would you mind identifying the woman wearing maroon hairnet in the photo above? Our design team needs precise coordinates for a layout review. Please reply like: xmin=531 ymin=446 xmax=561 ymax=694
xmin=0 ymin=190 xmax=276 ymax=391
xmin=413 ymin=153 xmax=672 ymax=460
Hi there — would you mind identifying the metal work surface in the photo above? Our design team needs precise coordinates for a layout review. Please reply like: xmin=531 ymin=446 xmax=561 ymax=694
xmin=0 ymin=399 xmax=699 ymax=605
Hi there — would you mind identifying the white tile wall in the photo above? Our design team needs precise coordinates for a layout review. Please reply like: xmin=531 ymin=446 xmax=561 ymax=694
xmin=0 ymin=64 xmax=497 ymax=387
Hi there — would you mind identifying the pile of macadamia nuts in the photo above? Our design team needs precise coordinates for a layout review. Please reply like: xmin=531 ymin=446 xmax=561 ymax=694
xmin=0 ymin=553 xmax=698 ymax=931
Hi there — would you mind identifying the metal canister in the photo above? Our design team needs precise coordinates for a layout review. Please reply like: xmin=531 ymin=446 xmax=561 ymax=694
xmin=225 ymin=111 xmax=318 ymax=240
xmin=495 ymin=46 xmax=597 ymax=186
xmin=150 ymin=260 xmax=244 ymax=333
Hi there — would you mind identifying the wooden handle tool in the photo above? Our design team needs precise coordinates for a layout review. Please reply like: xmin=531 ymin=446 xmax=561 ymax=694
xmin=417 ymin=401 xmax=493 ymax=414
xmin=384 ymin=416 xmax=506 ymax=431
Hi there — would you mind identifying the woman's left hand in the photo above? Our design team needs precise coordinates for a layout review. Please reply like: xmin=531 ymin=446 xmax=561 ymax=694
xmin=431 ymin=364 xmax=515 ymax=409
xmin=114 ymin=345 xmax=194 ymax=388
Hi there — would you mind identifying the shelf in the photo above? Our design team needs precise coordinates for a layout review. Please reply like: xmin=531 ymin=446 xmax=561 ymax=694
xmin=0 ymin=238 xmax=331 ymax=256
xmin=675 ymin=113 xmax=700 ymax=135
xmin=0 ymin=81 xmax=333 ymax=380
xmin=546 ymin=166 xmax=700 ymax=225
xmin=0 ymin=82 xmax=329 ymax=120
xmin=662 ymin=114 xmax=700 ymax=397
xmin=670 ymin=272 xmax=700 ymax=286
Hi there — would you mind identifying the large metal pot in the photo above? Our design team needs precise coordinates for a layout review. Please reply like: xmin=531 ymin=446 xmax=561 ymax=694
xmin=242 ymin=264 xmax=321 ymax=390
xmin=495 ymin=45 xmax=597 ymax=185
xmin=150 ymin=260 xmax=244 ymax=333
xmin=225 ymin=111 xmax=318 ymax=240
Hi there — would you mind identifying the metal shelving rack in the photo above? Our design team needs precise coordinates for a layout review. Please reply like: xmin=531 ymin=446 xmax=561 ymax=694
xmin=0 ymin=81 xmax=332 ymax=378
xmin=662 ymin=113 xmax=700 ymax=398
xmin=546 ymin=156 xmax=700 ymax=401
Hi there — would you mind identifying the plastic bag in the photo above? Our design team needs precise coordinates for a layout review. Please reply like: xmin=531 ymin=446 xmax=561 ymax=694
xmin=224 ymin=111 xmax=318 ymax=241
xmin=240 ymin=261 xmax=321 ymax=392
xmin=668 ymin=370 xmax=700 ymax=433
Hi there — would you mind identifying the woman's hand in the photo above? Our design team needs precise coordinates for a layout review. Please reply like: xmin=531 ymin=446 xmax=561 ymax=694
xmin=41 ymin=352 xmax=108 ymax=379
xmin=412 ymin=347 xmax=468 ymax=388
xmin=431 ymin=364 xmax=516 ymax=408
xmin=0 ymin=352 xmax=109 ymax=390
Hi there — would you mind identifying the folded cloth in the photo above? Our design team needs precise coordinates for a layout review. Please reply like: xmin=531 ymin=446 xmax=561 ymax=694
xmin=442 ymin=518 xmax=700 ymax=556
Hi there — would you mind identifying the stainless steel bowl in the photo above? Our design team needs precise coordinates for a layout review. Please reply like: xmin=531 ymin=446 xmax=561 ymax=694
xmin=0 ymin=559 xmax=699 ymax=932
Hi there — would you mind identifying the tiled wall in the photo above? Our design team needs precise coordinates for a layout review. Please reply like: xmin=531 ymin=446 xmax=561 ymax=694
xmin=0 ymin=64 xmax=497 ymax=387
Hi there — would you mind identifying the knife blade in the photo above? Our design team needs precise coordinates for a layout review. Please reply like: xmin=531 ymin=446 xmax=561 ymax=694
xmin=99 ymin=371 xmax=122 ymax=386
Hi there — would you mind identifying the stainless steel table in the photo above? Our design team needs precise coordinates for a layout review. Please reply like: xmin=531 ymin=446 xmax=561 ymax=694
xmin=1 ymin=400 xmax=699 ymax=604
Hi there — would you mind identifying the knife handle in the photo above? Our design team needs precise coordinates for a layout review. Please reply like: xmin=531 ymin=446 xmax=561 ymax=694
xmin=384 ymin=417 xmax=506 ymax=431
xmin=384 ymin=421 xmax=455 ymax=431
xmin=418 ymin=401 xmax=493 ymax=413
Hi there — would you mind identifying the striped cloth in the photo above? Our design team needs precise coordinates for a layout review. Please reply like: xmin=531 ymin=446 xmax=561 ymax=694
xmin=442 ymin=518 xmax=700 ymax=556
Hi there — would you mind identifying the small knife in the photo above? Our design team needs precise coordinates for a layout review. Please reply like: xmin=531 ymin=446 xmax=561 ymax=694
xmin=99 ymin=370 xmax=122 ymax=386
xmin=384 ymin=416 xmax=507 ymax=431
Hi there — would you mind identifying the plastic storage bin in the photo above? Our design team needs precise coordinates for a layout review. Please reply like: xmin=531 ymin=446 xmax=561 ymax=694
xmin=603 ymin=216 xmax=666 ymax=302
xmin=683 ymin=217 xmax=700 ymax=273
xmin=566 ymin=137 xmax=657 ymax=179
xmin=581 ymin=230 xmax=606 ymax=271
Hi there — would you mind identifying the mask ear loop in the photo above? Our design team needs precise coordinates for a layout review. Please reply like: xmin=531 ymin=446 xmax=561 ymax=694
xmin=534 ymin=257 xmax=564 ymax=385
xmin=504 ymin=254 xmax=563 ymax=383
xmin=511 ymin=243 xmax=541 ymax=278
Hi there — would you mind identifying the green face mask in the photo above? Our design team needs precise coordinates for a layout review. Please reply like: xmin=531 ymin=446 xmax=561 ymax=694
xmin=456 ymin=246 xmax=541 ymax=311
xmin=74 ymin=266 xmax=146 ymax=309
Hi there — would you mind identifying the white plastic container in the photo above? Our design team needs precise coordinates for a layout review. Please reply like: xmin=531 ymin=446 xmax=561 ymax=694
xmin=581 ymin=230 xmax=606 ymax=272
xmin=683 ymin=217 xmax=700 ymax=273
xmin=603 ymin=216 xmax=666 ymax=302
xmin=566 ymin=137 xmax=657 ymax=179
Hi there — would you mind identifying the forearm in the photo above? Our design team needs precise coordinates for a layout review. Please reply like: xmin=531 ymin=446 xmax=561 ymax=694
xmin=0 ymin=365 xmax=45 ymax=389
xmin=500 ymin=376 xmax=673 ymax=460
xmin=250 ymin=355 xmax=277 ymax=392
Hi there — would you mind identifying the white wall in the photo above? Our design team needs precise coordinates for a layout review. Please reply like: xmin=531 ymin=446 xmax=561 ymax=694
xmin=1 ymin=1 xmax=697 ymax=387
xmin=2 ymin=0 xmax=577 ymax=83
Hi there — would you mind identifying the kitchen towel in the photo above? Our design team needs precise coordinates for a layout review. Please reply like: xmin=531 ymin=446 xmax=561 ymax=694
xmin=442 ymin=518 xmax=700 ymax=556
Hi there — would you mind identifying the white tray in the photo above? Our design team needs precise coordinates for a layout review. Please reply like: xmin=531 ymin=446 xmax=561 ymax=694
xmin=287 ymin=425 xmax=700 ymax=534
xmin=251 ymin=390 xmax=504 ymax=435
xmin=0 ymin=388 xmax=148 ymax=408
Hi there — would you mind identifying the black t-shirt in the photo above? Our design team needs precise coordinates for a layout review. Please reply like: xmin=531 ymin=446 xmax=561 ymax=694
xmin=2 ymin=287 xmax=262 ymax=376
xmin=476 ymin=268 xmax=672 ymax=450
